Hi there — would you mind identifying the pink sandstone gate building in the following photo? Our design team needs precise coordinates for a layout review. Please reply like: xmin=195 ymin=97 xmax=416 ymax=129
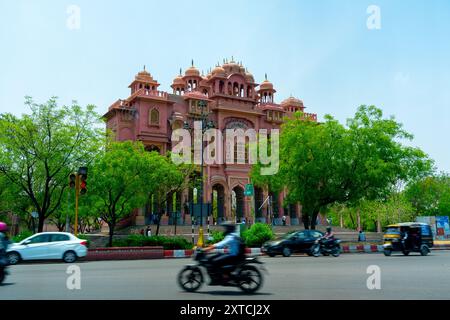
xmin=104 ymin=59 xmax=318 ymax=226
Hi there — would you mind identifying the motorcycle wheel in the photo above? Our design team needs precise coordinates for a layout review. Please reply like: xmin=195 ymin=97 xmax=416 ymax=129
xmin=237 ymin=265 xmax=263 ymax=294
xmin=332 ymin=247 xmax=341 ymax=257
xmin=0 ymin=268 xmax=5 ymax=284
xmin=177 ymin=266 xmax=203 ymax=292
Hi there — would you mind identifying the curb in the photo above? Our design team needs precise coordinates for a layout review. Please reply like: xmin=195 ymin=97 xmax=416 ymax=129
xmin=161 ymin=245 xmax=450 ymax=259
xmin=83 ymin=244 xmax=450 ymax=261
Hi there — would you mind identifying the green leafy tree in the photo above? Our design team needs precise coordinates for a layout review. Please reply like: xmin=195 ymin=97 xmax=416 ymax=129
xmin=252 ymin=106 xmax=432 ymax=229
xmin=150 ymin=157 xmax=192 ymax=236
xmin=88 ymin=141 xmax=184 ymax=246
xmin=0 ymin=97 xmax=103 ymax=232
xmin=405 ymin=173 xmax=450 ymax=216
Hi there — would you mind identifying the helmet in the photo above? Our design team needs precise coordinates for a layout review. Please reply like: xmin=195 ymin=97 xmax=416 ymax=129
xmin=0 ymin=222 xmax=8 ymax=232
xmin=221 ymin=222 xmax=236 ymax=235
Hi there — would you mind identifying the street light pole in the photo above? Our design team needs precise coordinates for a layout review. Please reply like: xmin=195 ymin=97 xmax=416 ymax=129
xmin=185 ymin=99 xmax=213 ymax=248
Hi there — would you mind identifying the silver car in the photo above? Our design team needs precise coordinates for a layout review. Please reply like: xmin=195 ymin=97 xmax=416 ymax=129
xmin=7 ymin=232 xmax=88 ymax=264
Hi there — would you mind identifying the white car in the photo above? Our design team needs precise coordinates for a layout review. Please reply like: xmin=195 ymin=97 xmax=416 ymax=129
xmin=6 ymin=232 xmax=88 ymax=265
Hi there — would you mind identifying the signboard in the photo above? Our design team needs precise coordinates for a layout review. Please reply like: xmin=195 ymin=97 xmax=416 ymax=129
xmin=436 ymin=216 xmax=450 ymax=240
xmin=416 ymin=216 xmax=436 ymax=238
xmin=244 ymin=184 xmax=254 ymax=197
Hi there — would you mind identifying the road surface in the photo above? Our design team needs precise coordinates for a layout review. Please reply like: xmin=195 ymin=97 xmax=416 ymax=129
xmin=1 ymin=251 xmax=450 ymax=300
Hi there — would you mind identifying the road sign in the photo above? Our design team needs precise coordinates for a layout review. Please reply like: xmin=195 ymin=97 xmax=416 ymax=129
xmin=244 ymin=184 xmax=254 ymax=197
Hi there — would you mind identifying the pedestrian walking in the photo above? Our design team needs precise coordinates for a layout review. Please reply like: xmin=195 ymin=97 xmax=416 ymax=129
xmin=282 ymin=215 xmax=287 ymax=226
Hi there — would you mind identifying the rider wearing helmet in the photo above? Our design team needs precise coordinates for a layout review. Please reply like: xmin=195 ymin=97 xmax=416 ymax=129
xmin=204 ymin=222 xmax=245 ymax=284
xmin=322 ymin=226 xmax=335 ymax=248
xmin=0 ymin=222 xmax=11 ymax=263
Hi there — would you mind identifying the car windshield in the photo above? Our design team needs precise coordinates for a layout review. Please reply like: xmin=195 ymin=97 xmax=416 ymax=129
xmin=282 ymin=232 xmax=299 ymax=239
xmin=385 ymin=227 xmax=400 ymax=235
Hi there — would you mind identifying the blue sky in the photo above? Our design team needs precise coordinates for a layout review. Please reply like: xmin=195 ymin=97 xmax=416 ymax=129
xmin=1 ymin=0 xmax=449 ymax=172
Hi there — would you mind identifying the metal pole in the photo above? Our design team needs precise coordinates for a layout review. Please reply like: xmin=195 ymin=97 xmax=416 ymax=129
xmin=74 ymin=173 xmax=80 ymax=236
xmin=65 ymin=183 xmax=70 ymax=232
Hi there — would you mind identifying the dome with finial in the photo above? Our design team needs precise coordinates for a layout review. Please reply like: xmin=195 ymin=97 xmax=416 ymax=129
xmin=212 ymin=63 xmax=226 ymax=77
xmin=259 ymin=74 xmax=274 ymax=90
xmin=135 ymin=65 xmax=155 ymax=82
xmin=185 ymin=59 xmax=200 ymax=77
xmin=172 ymin=68 xmax=185 ymax=85
xmin=281 ymin=96 xmax=304 ymax=108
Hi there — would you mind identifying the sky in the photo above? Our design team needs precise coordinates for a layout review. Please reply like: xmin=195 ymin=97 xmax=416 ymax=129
xmin=0 ymin=0 xmax=449 ymax=172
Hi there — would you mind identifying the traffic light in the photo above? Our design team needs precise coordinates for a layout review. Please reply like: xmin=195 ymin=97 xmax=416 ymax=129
xmin=69 ymin=173 xmax=76 ymax=189
xmin=78 ymin=167 xmax=88 ymax=195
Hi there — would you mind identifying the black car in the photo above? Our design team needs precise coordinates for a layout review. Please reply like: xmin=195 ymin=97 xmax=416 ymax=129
xmin=262 ymin=230 xmax=324 ymax=257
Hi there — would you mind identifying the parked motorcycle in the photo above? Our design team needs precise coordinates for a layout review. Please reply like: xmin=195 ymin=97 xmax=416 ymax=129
xmin=177 ymin=248 xmax=266 ymax=294
xmin=311 ymin=238 xmax=341 ymax=257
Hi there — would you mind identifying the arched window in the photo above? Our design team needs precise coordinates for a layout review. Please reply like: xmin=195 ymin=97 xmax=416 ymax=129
xmin=149 ymin=108 xmax=159 ymax=125
xmin=219 ymin=81 xmax=224 ymax=94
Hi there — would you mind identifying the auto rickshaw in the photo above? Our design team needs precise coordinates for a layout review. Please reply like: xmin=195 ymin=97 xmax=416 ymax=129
xmin=383 ymin=222 xmax=433 ymax=256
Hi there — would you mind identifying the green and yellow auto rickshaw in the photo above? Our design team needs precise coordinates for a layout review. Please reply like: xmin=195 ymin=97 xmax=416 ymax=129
xmin=383 ymin=222 xmax=433 ymax=256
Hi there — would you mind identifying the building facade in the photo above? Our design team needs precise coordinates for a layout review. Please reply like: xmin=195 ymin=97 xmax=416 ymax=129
xmin=103 ymin=59 xmax=317 ymax=226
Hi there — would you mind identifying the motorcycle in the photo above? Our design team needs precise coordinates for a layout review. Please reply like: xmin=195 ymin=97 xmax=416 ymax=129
xmin=177 ymin=248 xmax=267 ymax=294
xmin=0 ymin=254 xmax=8 ymax=284
xmin=311 ymin=238 xmax=341 ymax=257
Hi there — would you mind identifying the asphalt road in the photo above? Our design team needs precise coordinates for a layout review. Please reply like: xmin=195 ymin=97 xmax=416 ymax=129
xmin=1 ymin=251 xmax=450 ymax=300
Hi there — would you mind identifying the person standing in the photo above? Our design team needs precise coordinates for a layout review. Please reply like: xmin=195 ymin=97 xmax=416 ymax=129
xmin=146 ymin=226 xmax=152 ymax=237
xmin=358 ymin=229 xmax=366 ymax=242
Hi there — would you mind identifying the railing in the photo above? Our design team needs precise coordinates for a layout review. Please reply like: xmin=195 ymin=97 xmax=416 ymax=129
xmin=137 ymin=88 xmax=168 ymax=99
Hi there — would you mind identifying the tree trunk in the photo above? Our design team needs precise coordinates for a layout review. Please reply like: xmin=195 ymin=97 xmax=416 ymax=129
xmin=340 ymin=211 xmax=344 ymax=228
xmin=356 ymin=208 xmax=361 ymax=231
xmin=156 ymin=213 xmax=161 ymax=236
xmin=377 ymin=213 xmax=382 ymax=233
xmin=38 ymin=213 xmax=45 ymax=233
xmin=302 ymin=214 xmax=310 ymax=230
xmin=108 ymin=222 xmax=115 ymax=247
xmin=310 ymin=212 xmax=318 ymax=230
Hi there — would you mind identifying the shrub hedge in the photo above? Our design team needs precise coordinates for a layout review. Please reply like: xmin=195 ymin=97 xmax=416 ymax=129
xmin=242 ymin=223 xmax=274 ymax=247
xmin=112 ymin=235 xmax=194 ymax=250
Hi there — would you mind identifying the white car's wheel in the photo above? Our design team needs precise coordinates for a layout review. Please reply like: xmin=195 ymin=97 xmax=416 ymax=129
xmin=63 ymin=251 xmax=77 ymax=263
xmin=7 ymin=252 xmax=21 ymax=265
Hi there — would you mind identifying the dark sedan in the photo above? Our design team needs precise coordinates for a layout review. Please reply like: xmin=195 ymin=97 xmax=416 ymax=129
xmin=262 ymin=230 xmax=324 ymax=257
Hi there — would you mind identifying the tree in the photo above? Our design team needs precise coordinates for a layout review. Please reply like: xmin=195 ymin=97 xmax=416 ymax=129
xmin=405 ymin=173 xmax=450 ymax=216
xmin=149 ymin=155 xmax=193 ymax=236
xmin=252 ymin=105 xmax=433 ymax=229
xmin=0 ymin=97 xmax=103 ymax=232
xmin=88 ymin=141 xmax=184 ymax=246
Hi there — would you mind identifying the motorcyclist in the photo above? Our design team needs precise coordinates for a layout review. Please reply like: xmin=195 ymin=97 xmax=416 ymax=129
xmin=204 ymin=222 xmax=245 ymax=284
xmin=322 ymin=226 xmax=335 ymax=248
xmin=0 ymin=222 xmax=11 ymax=267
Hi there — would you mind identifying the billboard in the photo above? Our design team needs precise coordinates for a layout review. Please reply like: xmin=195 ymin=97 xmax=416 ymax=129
xmin=436 ymin=216 xmax=450 ymax=240
xmin=416 ymin=216 xmax=450 ymax=240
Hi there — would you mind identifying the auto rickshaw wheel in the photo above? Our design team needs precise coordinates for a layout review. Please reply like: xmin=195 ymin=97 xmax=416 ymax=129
xmin=402 ymin=251 xmax=410 ymax=256
xmin=383 ymin=249 xmax=392 ymax=256
xmin=420 ymin=245 xmax=430 ymax=256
